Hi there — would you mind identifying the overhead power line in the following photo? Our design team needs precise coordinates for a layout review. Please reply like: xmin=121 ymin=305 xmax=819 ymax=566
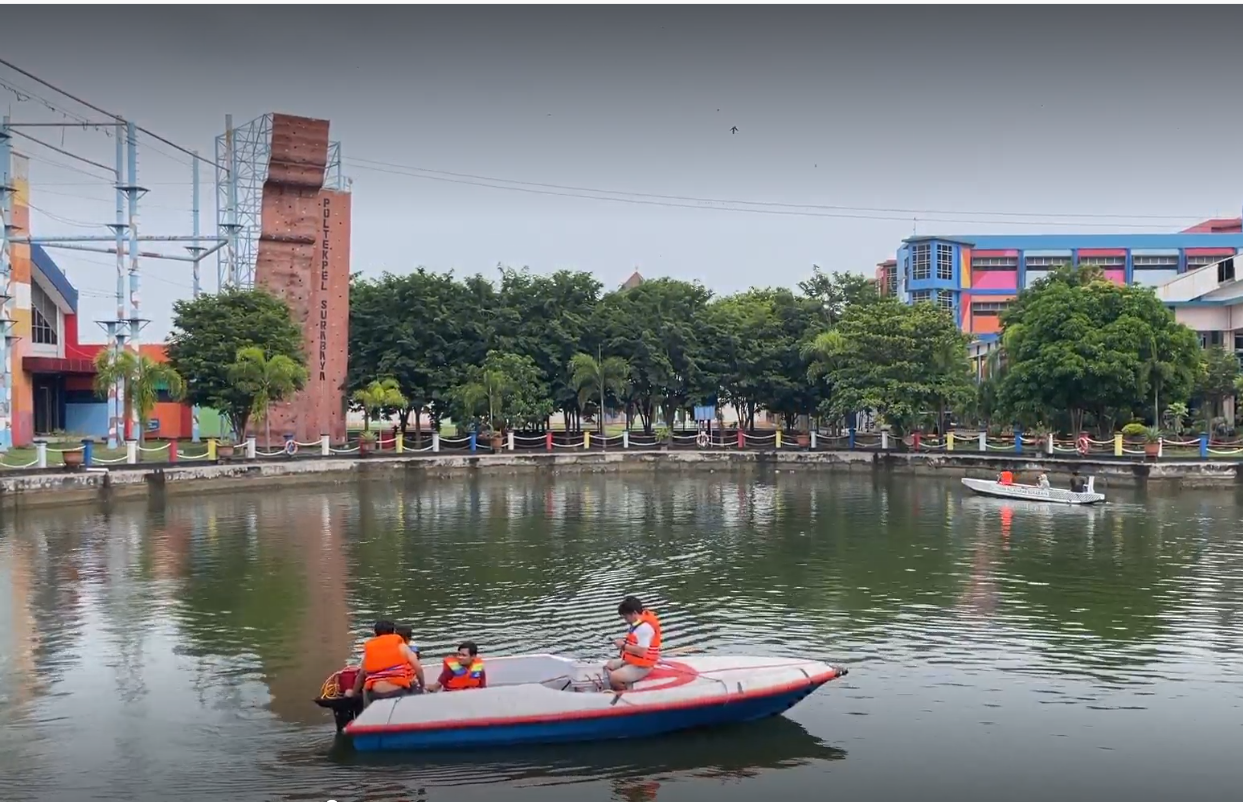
xmin=344 ymin=155 xmax=1214 ymax=224
xmin=343 ymin=159 xmax=1194 ymax=230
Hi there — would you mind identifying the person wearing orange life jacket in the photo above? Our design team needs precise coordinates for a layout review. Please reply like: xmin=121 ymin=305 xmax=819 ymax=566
xmin=998 ymin=470 xmax=1014 ymax=486
xmin=346 ymin=620 xmax=425 ymax=704
xmin=426 ymin=641 xmax=488 ymax=692
xmin=605 ymin=596 xmax=663 ymax=691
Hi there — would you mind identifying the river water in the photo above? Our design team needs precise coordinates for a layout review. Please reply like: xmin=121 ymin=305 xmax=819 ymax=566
xmin=0 ymin=472 xmax=1241 ymax=802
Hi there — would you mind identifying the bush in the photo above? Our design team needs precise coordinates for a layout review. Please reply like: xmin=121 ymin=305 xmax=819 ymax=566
xmin=1120 ymin=422 xmax=1147 ymax=438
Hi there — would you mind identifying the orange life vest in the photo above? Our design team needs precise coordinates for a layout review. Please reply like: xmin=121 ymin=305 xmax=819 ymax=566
xmin=361 ymin=633 xmax=413 ymax=690
xmin=998 ymin=471 xmax=1014 ymax=485
xmin=622 ymin=610 xmax=662 ymax=669
xmin=442 ymin=656 xmax=485 ymax=690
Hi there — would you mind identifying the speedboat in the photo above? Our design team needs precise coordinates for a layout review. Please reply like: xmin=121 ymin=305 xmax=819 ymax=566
xmin=961 ymin=475 xmax=1105 ymax=505
xmin=316 ymin=653 xmax=847 ymax=752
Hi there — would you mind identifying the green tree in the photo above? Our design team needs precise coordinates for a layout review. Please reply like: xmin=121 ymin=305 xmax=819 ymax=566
xmin=93 ymin=348 xmax=186 ymax=444
xmin=568 ymin=352 xmax=631 ymax=434
xmin=997 ymin=265 xmax=1200 ymax=434
xmin=1196 ymin=345 xmax=1238 ymax=421
xmin=808 ymin=297 xmax=973 ymax=437
xmin=453 ymin=350 xmax=553 ymax=432
xmin=351 ymin=378 xmax=408 ymax=432
xmin=798 ymin=266 xmax=878 ymax=326
xmin=227 ymin=346 xmax=308 ymax=447
xmin=165 ymin=289 xmax=306 ymax=438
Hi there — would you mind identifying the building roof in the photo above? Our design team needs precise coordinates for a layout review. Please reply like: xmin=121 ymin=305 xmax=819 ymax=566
xmin=902 ymin=232 xmax=1243 ymax=250
xmin=1181 ymin=217 xmax=1242 ymax=234
xmin=31 ymin=244 xmax=78 ymax=314
xmin=621 ymin=270 xmax=644 ymax=290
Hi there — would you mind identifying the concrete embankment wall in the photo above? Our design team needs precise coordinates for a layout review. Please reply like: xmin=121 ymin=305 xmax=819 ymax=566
xmin=0 ymin=449 xmax=1238 ymax=511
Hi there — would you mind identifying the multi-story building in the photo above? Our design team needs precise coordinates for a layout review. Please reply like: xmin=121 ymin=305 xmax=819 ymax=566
xmin=879 ymin=218 xmax=1243 ymax=347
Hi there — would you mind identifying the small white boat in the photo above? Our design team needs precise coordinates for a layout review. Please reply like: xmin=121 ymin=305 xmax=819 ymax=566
xmin=326 ymin=653 xmax=847 ymax=752
xmin=961 ymin=476 xmax=1105 ymax=505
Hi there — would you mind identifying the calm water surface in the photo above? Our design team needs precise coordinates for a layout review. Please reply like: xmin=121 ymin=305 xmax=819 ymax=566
xmin=1 ymin=472 xmax=1241 ymax=802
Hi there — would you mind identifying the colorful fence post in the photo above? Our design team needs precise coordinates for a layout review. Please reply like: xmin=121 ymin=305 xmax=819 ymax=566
xmin=912 ymin=432 xmax=922 ymax=450
xmin=1113 ymin=433 xmax=1123 ymax=457
xmin=1200 ymin=434 xmax=1209 ymax=459
xmin=775 ymin=430 xmax=782 ymax=449
xmin=469 ymin=432 xmax=477 ymax=453
xmin=583 ymin=431 xmax=591 ymax=450
xmin=320 ymin=434 xmax=330 ymax=457
xmin=737 ymin=429 xmax=745 ymax=449
xmin=82 ymin=439 xmax=94 ymax=467
xmin=126 ymin=440 xmax=138 ymax=464
xmin=881 ymin=431 xmax=889 ymax=450
xmin=946 ymin=432 xmax=954 ymax=452
xmin=168 ymin=440 xmax=179 ymax=462
xmin=811 ymin=430 xmax=818 ymax=450
xmin=847 ymin=429 xmax=855 ymax=450
xmin=207 ymin=438 xmax=217 ymax=461
xmin=395 ymin=431 xmax=405 ymax=454
xmin=978 ymin=431 xmax=987 ymax=452
xmin=545 ymin=431 xmax=553 ymax=452
xmin=623 ymin=430 xmax=630 ymax=449
xmin=35 ymin=440 xmax=47 ymax=469
xmin=1045 ymin=435 xmax=1054 ymax=456
xmin=507 ymin=431 xmax=515 ymax=451
xmin=1157 ymin=437 xmax=1164 ymax=459
xmin=1013 ymin=429 xmax=1022 ymax=454
xmin=432 ymin=432 xmax=441 ymax=453
xmin=245 ymin=436 xmax=257 ymax=460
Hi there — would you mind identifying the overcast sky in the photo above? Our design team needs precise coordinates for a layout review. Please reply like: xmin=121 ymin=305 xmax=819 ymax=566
xmin=3 ymin=5 xmax=1242 ymax=338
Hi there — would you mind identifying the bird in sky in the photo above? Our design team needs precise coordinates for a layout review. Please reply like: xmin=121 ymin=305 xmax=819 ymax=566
xmin=730 ymin=126 xmax=738 ymax=134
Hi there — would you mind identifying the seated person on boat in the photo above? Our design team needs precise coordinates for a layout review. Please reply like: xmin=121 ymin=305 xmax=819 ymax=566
xmin=1069 ymin=470 xmax=1087 ymax=492
xmin=606 ymin=596 xmax=663 ymax=691
xmin=346 ymin=620 xmax=425 ymax=703
xmin=1037 ymin=472 xmax=1050 ymax=488
xmin=426 ymin=641 xmax=487 ymax=692
xmin=997 ymin=470 xmax=1014 ymax=485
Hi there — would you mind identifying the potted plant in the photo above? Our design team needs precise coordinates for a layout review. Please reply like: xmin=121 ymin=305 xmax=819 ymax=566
xmin=796 ymin=430 xmax=811 ymax=449
xmin=216 ymin=436 xmax=236 ymax=461
xmin=62 ymin=442 xmax=84 ymax=468
xmin=655 ymin=424 xmax=672 ymax=451
xmin=358 ymin=430 xmax=377 ymax=455
xmin=1143 ymin=426 xmax=1161 ymax=459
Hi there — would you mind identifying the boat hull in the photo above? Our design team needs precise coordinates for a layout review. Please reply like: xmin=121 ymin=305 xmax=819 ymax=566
xmin=338 ymin=654 xmax=845 ymax=753
xmin=961 ymin=477 xmax=1105 ymax=505
xmin=351 ymin=682 xmax=824 ymax=752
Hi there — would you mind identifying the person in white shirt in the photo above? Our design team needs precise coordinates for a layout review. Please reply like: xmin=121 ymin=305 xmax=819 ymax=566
xmin=605 ymin=596 xmax=663 ymax=691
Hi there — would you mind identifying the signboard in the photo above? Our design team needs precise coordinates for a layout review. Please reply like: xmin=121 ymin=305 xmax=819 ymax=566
xmin=693 ymin=405 xmax=716 ymax=422
xmin=146 ymin=418 xmax=160 ymax=433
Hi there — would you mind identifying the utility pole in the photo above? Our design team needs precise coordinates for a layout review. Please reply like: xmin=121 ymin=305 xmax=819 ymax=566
xmin=599 ymin=343 xmax=606 ymax=451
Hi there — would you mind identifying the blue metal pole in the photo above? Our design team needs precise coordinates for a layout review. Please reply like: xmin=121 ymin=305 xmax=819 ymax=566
xmin=126 ymin=121 xmax=141 ymax=442
xmin=1015 ymin=428 xmax=1023 ymax=454
xmin=191 ymin=151 xmax=200 ymax=298
xmin=108 ymin=120 xmax=125 ymax=450
xmin=1200 ymin=433 xmax=1209 ymax=459
xmin=0 ymin=115 xmax=11 ymax=451
xmin=469 ymin=431 xmax=477 ymax=453
xmin=82 ymin=439 xmax=94 ymax=467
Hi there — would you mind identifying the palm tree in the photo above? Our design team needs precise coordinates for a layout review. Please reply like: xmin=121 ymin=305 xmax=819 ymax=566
xmin=568 ymin=352 xmax=630 ymax=434
xmin=351 ymin=378 xmax=408 ymax=433
xmin=93 ymin=348 xmax=186 ymax=444
xmin=228 ymin=346 xmax=308 ymax=446
xmin=457 ymin=368 xmax=509 ymax=433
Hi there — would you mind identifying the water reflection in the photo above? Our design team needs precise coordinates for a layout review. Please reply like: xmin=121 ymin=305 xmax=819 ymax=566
xmin=0 ymin=472 xmax=1242 ymax=801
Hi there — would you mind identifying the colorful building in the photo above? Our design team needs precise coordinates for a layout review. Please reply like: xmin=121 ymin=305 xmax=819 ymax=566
xmin=878 ymin=218 xmax=1243 ymax=345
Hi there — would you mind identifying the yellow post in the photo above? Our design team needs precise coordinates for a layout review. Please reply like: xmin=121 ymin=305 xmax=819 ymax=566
xmin=583 ymin=431 xmax=590 ymax=449
xmin=1113 ymin=433 xmax=1123 ymax=457
xmin=395 ymin=431 xmax=405 ymax=453
xmin=946 ymin=432 xmax=955 ymax=451
xmin=207 ymin=438 xmax=217 ymax=460
xmin=775 ymin=430 xmax=782 ymax=449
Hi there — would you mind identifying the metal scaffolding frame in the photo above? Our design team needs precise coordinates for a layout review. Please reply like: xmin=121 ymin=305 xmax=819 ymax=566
xmin=214 ymin=114 xmax=343 ymax=290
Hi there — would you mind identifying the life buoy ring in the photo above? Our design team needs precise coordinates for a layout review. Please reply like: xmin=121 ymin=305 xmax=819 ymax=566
xmin=1076 ymin=435 xmax=1089 ymax=456
xmin=696 ymin=432 xmax=710 ymax=448
xmin=285 ymin=439 xmax=298 ymax=456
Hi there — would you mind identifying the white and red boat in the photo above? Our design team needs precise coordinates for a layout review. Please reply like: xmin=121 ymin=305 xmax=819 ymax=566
xmin=317 ymin=653 xmax=847 ymax=752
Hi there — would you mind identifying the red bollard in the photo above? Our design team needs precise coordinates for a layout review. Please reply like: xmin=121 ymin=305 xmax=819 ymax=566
xmin=168 ymin=440 xmax=179 ymax=463
xmin=912 ymin=432 xmax=922 ymax=450
xmin=737 ymin=429 xmax=745 ymax=449
xmin=546 ymin=431 xmax=553 ymax=451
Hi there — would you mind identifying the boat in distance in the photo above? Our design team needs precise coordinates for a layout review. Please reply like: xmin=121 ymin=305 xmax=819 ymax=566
xmin=961 ymin=476 xmax=1105 ymax=505
xmin=318 ymin=653 xmax=848 ymax=752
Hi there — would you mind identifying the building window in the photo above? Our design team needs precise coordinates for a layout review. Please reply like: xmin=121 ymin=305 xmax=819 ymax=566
xmin=912 ymin=244 xmax=931 ymax=281
xmin=1218 ymin=258 xmax=1235 ymax=283
xmin=31 ymin=282 xmax=58 ymax=346
xmin=936 ymin=244 xmax=954 ymax=281
xmin=1133 ymin=255 xmax=1178 ymax=270
xmin=971 ymin=256 xmax=1018 ymax=271
xmin=971 ymin=300 xmax=1012 ymax=314
xmin=1025 ymin=256 xmax=1071 ymax=270
xmin=911 ymin=289 xmax=932 ymax=304
xmin=1233 ymin=333 xmax=1243 ymax=352
xmin=936 ymin=292 xmax=955 ymax=313
xmin=1199 ymin=331 xmax=1224 ymax=349
xmin=1079 ymin=256 xmax=1125 ymax=269
xmin=1188 ymin=254 xmax=1229 ymax=272
xmin=885 ymin=263 xmax=897 ymax=295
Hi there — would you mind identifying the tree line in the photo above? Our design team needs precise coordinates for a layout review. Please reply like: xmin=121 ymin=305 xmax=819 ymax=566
xmin=147 ymin=261 xmax=1238 ymax=444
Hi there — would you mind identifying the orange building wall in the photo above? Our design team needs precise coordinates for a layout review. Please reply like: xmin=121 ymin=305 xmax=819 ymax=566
xmin=9 ymin=154 xmax=34 ymax=447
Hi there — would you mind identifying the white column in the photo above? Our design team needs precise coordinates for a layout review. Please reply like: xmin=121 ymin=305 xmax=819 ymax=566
xmin=622 ymin=430 xmax=629 ymax=449
xmin=507 ymin=431 xmax=515 ymax=451
xmin=881 ymin=431 xmax=890 ymax=450
xmin=126 ymin=440 xmax=138 ymax=464
xmin=1158 ymin=437 xmax=1164 ymax=459
xmin=979 ymin=431 xmax=987 ymax=452
xmin=35 ymin=440 xmax=47 ymax=469
xmin=810 ymin=430 xmax=817 ymax=450
xmin=320 ymin=434 xmax=330 ymax=457
xmin=432 ymin=432 xmax=440 ymax=453
xmin=245 ymin=436 xmax=256 ymax=459
xmin=1046 ymin=435 xmax=1054 ymax=456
